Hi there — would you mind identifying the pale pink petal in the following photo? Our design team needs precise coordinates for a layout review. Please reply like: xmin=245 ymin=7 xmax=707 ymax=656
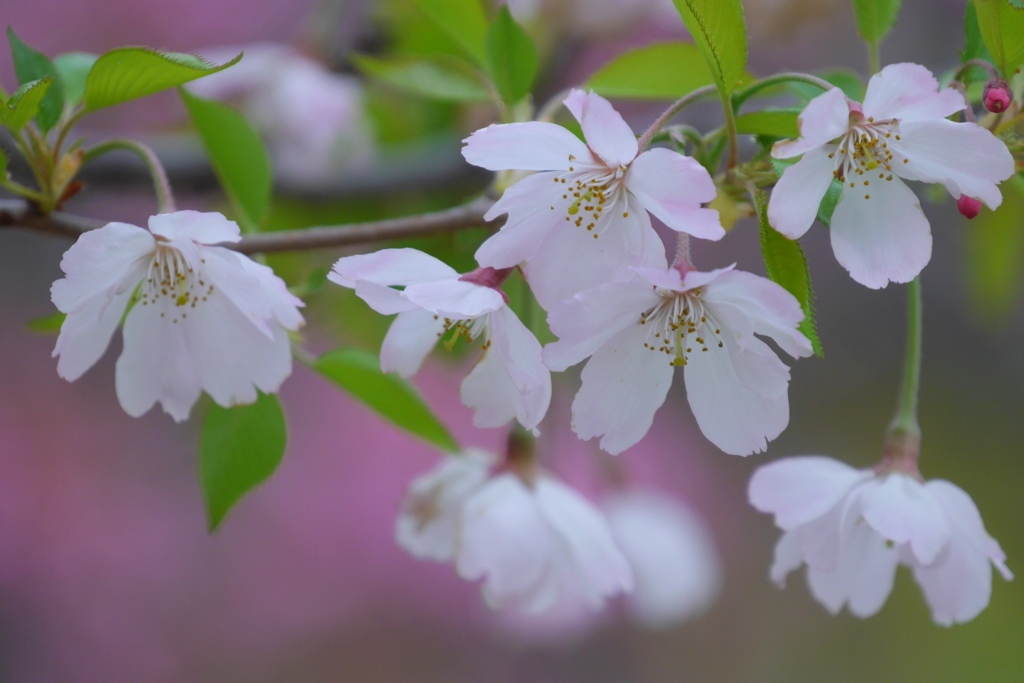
xmin=571 ymin=324 xmax=674 ymax=455
xmin=197 ymin=247 xmax=277 ymax=338
xmin=460 ymin=344 xmax=528 ymax=428
xmin=680 ymin=265 xmax=736 ymax=291
xmin=50 ymin=222 xmax=154 ymax=314
xmin=859 ymin=474 xmax=951 ymax=565
xmin=354 ymin=280 xmax=420 ymax=315
xmin=328 ymin=248 xmax=457 ymax=288
xmin=862 ymin=63 xmax=951 ymax=122
xmin=894 ymin=119 xmax=1014 ymax=209
xmin=767 ymin=145 xmax=837 ymax=239
xmin=748 ymin=456 xmax=868 ymax=530
xmin=808 ymin=514 xmax=899 ymax=618
xmin=148 ymin=210 xmax=241 ymax=244
xmin=772 ymin=87 xmax=849 ymax=159
xmin=53 ymin=285 xmax=136 ymax=382
xmin=563 ymin=89 xmax=638 ymax=167
xmin=625 ymin=148 xmax=723 ymax=240
xmin=405 ymin=279 xmax=506 ymax=319
xmin=769 ymin=531 xmax=804 ymax=586
xmin=631 ymin=265 xmax=684 ymax=292
xmin=891 ymin=88 xmax=966 ymax=122
xmin=234 ymin=255 xmax=305 ymax=330
xmin=462 ymin=121 xmax=594 ymax=171
xmin=794 ymin=496 xmax=849 ymax=571
xmin=490 ymin=306 xmax=550 ymax=405
xmin=683 ymin=333 xmax=790 ymax=455
xmin=829 ymin=177 xmax=931 ymax=289
xmin=380 ymin=309 xmax=445 ymax=378
xmin=476 ymin=172 xmax=573 ymax=269
xmin=544 ymin=279 xmax=661 ymax=372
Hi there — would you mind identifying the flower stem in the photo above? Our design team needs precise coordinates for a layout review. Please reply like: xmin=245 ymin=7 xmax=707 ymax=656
xmin=889 ymin=277 xmax=922 ymax=440
xmin=84 ymin=139 xmax=176 ymax=213
xmin=721 ymin=91 xmax=740 ymax=170
xmin=636 ymin=85 xmax=718 ymax=151
xmin=731 ymin=72 xmax=835 ymax=112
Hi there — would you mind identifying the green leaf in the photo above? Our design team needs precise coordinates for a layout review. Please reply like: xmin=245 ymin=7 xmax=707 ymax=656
xmin=53 ymin=51 xmax=97 ymax=107
xmin=973 ymin=0 xmax=1024 ymax=77
xmin=0 ymin=148 xmax=6 ymax=179
xmin=965 ymin=175 xmax=1024 ymax=321
xmin=0 ymin=78 xmax=52 ymax=133
xmin=7 ymin=27 xmax=63 ymax=133
xmin=735 ymin=108 xmax=799 ymax=138
xmin=412 ymin=0 xmax=489 ymax=66
xmin=754 ymin=189 xmax=823 ymax=356
xmin=199 ymin=392 xmax=287 ymax=532
xmin=314 ymin=348 xmax=459 ymax=453
xmin=851 ymin=0 xmax=904 ymax=47
xmin=587 ymin=42 xmax=722 ymax=100
xmin=179 ymin=89 xmax=272 ymax=231
xmin=670 ymin=0 xmax=748 ymax=96
xmin=83 ymin=47 xmax=241 ymax=111
xmin=353 ymin=53 xmax=490 ymax=102
xmin=485 ymin=6 xmax=538 ymax=105
xmin=789 ymin=69 xmax=866 ymax=102
xmin=25 ymin=311 xmax=66 ymax=334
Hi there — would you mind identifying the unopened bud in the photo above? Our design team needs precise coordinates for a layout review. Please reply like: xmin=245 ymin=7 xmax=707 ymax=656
xmin=957 ymin=195 xmax=982 ymax=219
xmin=983 ymin=79 xmax=1012 ymax=113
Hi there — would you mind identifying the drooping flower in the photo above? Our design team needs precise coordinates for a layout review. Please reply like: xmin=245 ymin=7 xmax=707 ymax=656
xmin=395 ymin=450 xmax=634 ymax=614
xmin=604 ymin=489 xmax=721 ymax=628
xmin=543 ymin=264 xmax=812 ymax=455
xmin=463 ymin=89 xmax=722 ymax=307
xmin=51 ymin=211 xmax=305 ymax=421
xmin=768 ymin=63 xmax=1015 ymax=289
xmin=328 ymin=248 xmax=551 ymax=430
xmin=748 ymin=456 xmax=1013 ymax=625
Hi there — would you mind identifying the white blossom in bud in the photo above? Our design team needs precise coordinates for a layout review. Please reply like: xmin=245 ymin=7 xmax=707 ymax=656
xmin=544 ymin=264 xmax=812 ymax=455
xmin=749 ymin=456 xmax=1013 ymax=626
xmin=463 ymin=89 xmax=722 ymax=308
xmin=50 ymin=211 xmax=304 ymax=421
xmin=769 ymin=63 xmax=1014 ymax=288
xmin=328 ymin=248 xmax=551 ymax=430
xmin=604 ymin=489 xmax=722 ymax=628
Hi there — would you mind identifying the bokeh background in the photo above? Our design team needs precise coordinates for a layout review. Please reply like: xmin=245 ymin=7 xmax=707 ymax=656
xmin=1 ymin=0 xmax=1023 ymax=681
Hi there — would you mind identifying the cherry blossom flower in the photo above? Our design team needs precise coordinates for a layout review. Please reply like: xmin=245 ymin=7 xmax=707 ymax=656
xmin=768 ymin=63 xmax=1015 ymax=289
xmin=604 ymin=489 xmax=721 ymax=628
xmin=543 ymin=264 xmax=812 ymax=455
xmin=462 ymin=89 xmax=722 ymax=307
xmin=749 ymin=456 xmax=1013 ymax=625
xmin=328 ymin=249 xmax=551 ymax=430
xmin=51 ymin=211 xmax=304 ymax=421
xmin=395 ymin=451 xmax=633 ymax=614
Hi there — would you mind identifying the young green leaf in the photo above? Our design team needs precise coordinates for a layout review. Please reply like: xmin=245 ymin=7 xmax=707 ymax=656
xmin=412 ymin=0 xmax=489 ymax=66
xmin=25 ymin=311 xmax=66 ymax=334
xmin=670 ymin=0 xmax=748 ymax=96
xmin=973 ymin=0 xmax=1024 ymax=78
xmin=851 ymin=0 xmax=904 ymax=48
xmin=7 ymin=27 xmax=64 ymax=133
xmin=353 ymin=54 xmax=490 ymax=102
xmin=754 ymin=189 xmax=823 ymax=356
xmin=485 ymin=6 xmax=538 ymax=106
xmin=314 ymin=347 xmax=459 ymax=453
xmin=587 ymin=42 xmax=721 ymax=99
xmin=83 ymin=47 xmax=241 ymax=111
xmin=735 ymin=108 xmax=800 ymax=139
xmin=199 ymin=393 xmax=287 ymax=532
xmin=0 ymin=78 xmax=52 ymax=133
xmin=53 ymin=51 xmax=97 ymax=107
xmin=179 ymin=89 xmax=272 ymax=232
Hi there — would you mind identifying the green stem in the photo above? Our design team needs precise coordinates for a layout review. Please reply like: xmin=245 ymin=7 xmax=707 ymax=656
xmin=868 ymin=41 xmax=881 ymax=75
xmin=731 ymin=72 xmax=835 ymax=112
xmin=52 ymin=108 xmax=87 ymax=162
xmin=84 ymin=139 xmax=176 ymax=213
xmin=889 ymin=277 xmax=922 ymax=439
xmin=721 ymin=91 xmax=739 ymax=170
xmin=636 ymin=84 xmax=718 ymax=150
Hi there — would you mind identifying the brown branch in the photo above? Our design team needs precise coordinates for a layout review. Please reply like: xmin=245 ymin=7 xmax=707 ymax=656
xmin=0 ymin=196 xmax=499 ymax=254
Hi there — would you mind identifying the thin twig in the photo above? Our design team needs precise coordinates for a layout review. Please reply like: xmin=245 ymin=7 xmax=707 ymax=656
xmin=0 ymin=196 xmax=499 ymax=254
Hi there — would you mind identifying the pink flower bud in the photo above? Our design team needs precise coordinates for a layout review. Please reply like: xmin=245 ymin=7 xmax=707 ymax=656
xmin=983 ymin=79 xmax=1012 ymax=113
xmin=957 ymin=195 xmax=983 ymax=219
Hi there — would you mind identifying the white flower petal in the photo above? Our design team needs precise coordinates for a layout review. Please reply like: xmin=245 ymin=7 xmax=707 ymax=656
xmin=571 ymin=324 xmax=674 ymax=455
xmin=404 ymin=279 xmax=506 ymax=319
xmin=625 ymin=148 xmax=723 ymax=240
xmin=767 ymin=145 xmax=837 ymax=239
xmin=829 ymin=177 xmax=932 ymax=289
xmin=460 ymin=344 xmax=524 ymax=429
xmin=476 ymin=171 xmax=573 ymax=269
xmin=770 ymin=531 xmax=804 ymax=586
xmin=490 ymin=306 xmax=550 ymax=402
xmin=148 ymin=210 xmax=241 ymax=244
xmin=380 ymin=309 xmax=445 ymax=378
xmin=862 ymin=63 xmax=958 ymax=122
xmin=50 ymin=222 xmax=154 ymax=314
xmin=462 ymin=121 xmax=594 ymax=171
xmin=328 ymin=248 xmax=458 ymax=288
xmin=859 ymin=474 xmax=951 ymax=566
xmin=748 ymin=456 xmax=869 ymax=530
xmin=354 ymin=280 xmax=420 ymax=315
xmin=234 ymin=255 xmax=305 ymax=330
xmin=196 ymin=247 xmax=278 ymax=338
xmin=894 ymin=118 xmax=1014 ymax=209
xmin=53 ymin=285 xmax=136 ymax=382
xmin=563 ymin=89 xmax=638 ymax=167
xmin=772 ymin=87 xmax=850 ymax=159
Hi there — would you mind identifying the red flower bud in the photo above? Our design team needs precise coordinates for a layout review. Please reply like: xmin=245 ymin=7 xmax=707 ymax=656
xmin=983 ymin=79 xmax=1012 ymax=113
xmin=957 ymin=195 xmax=982 ymax=220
